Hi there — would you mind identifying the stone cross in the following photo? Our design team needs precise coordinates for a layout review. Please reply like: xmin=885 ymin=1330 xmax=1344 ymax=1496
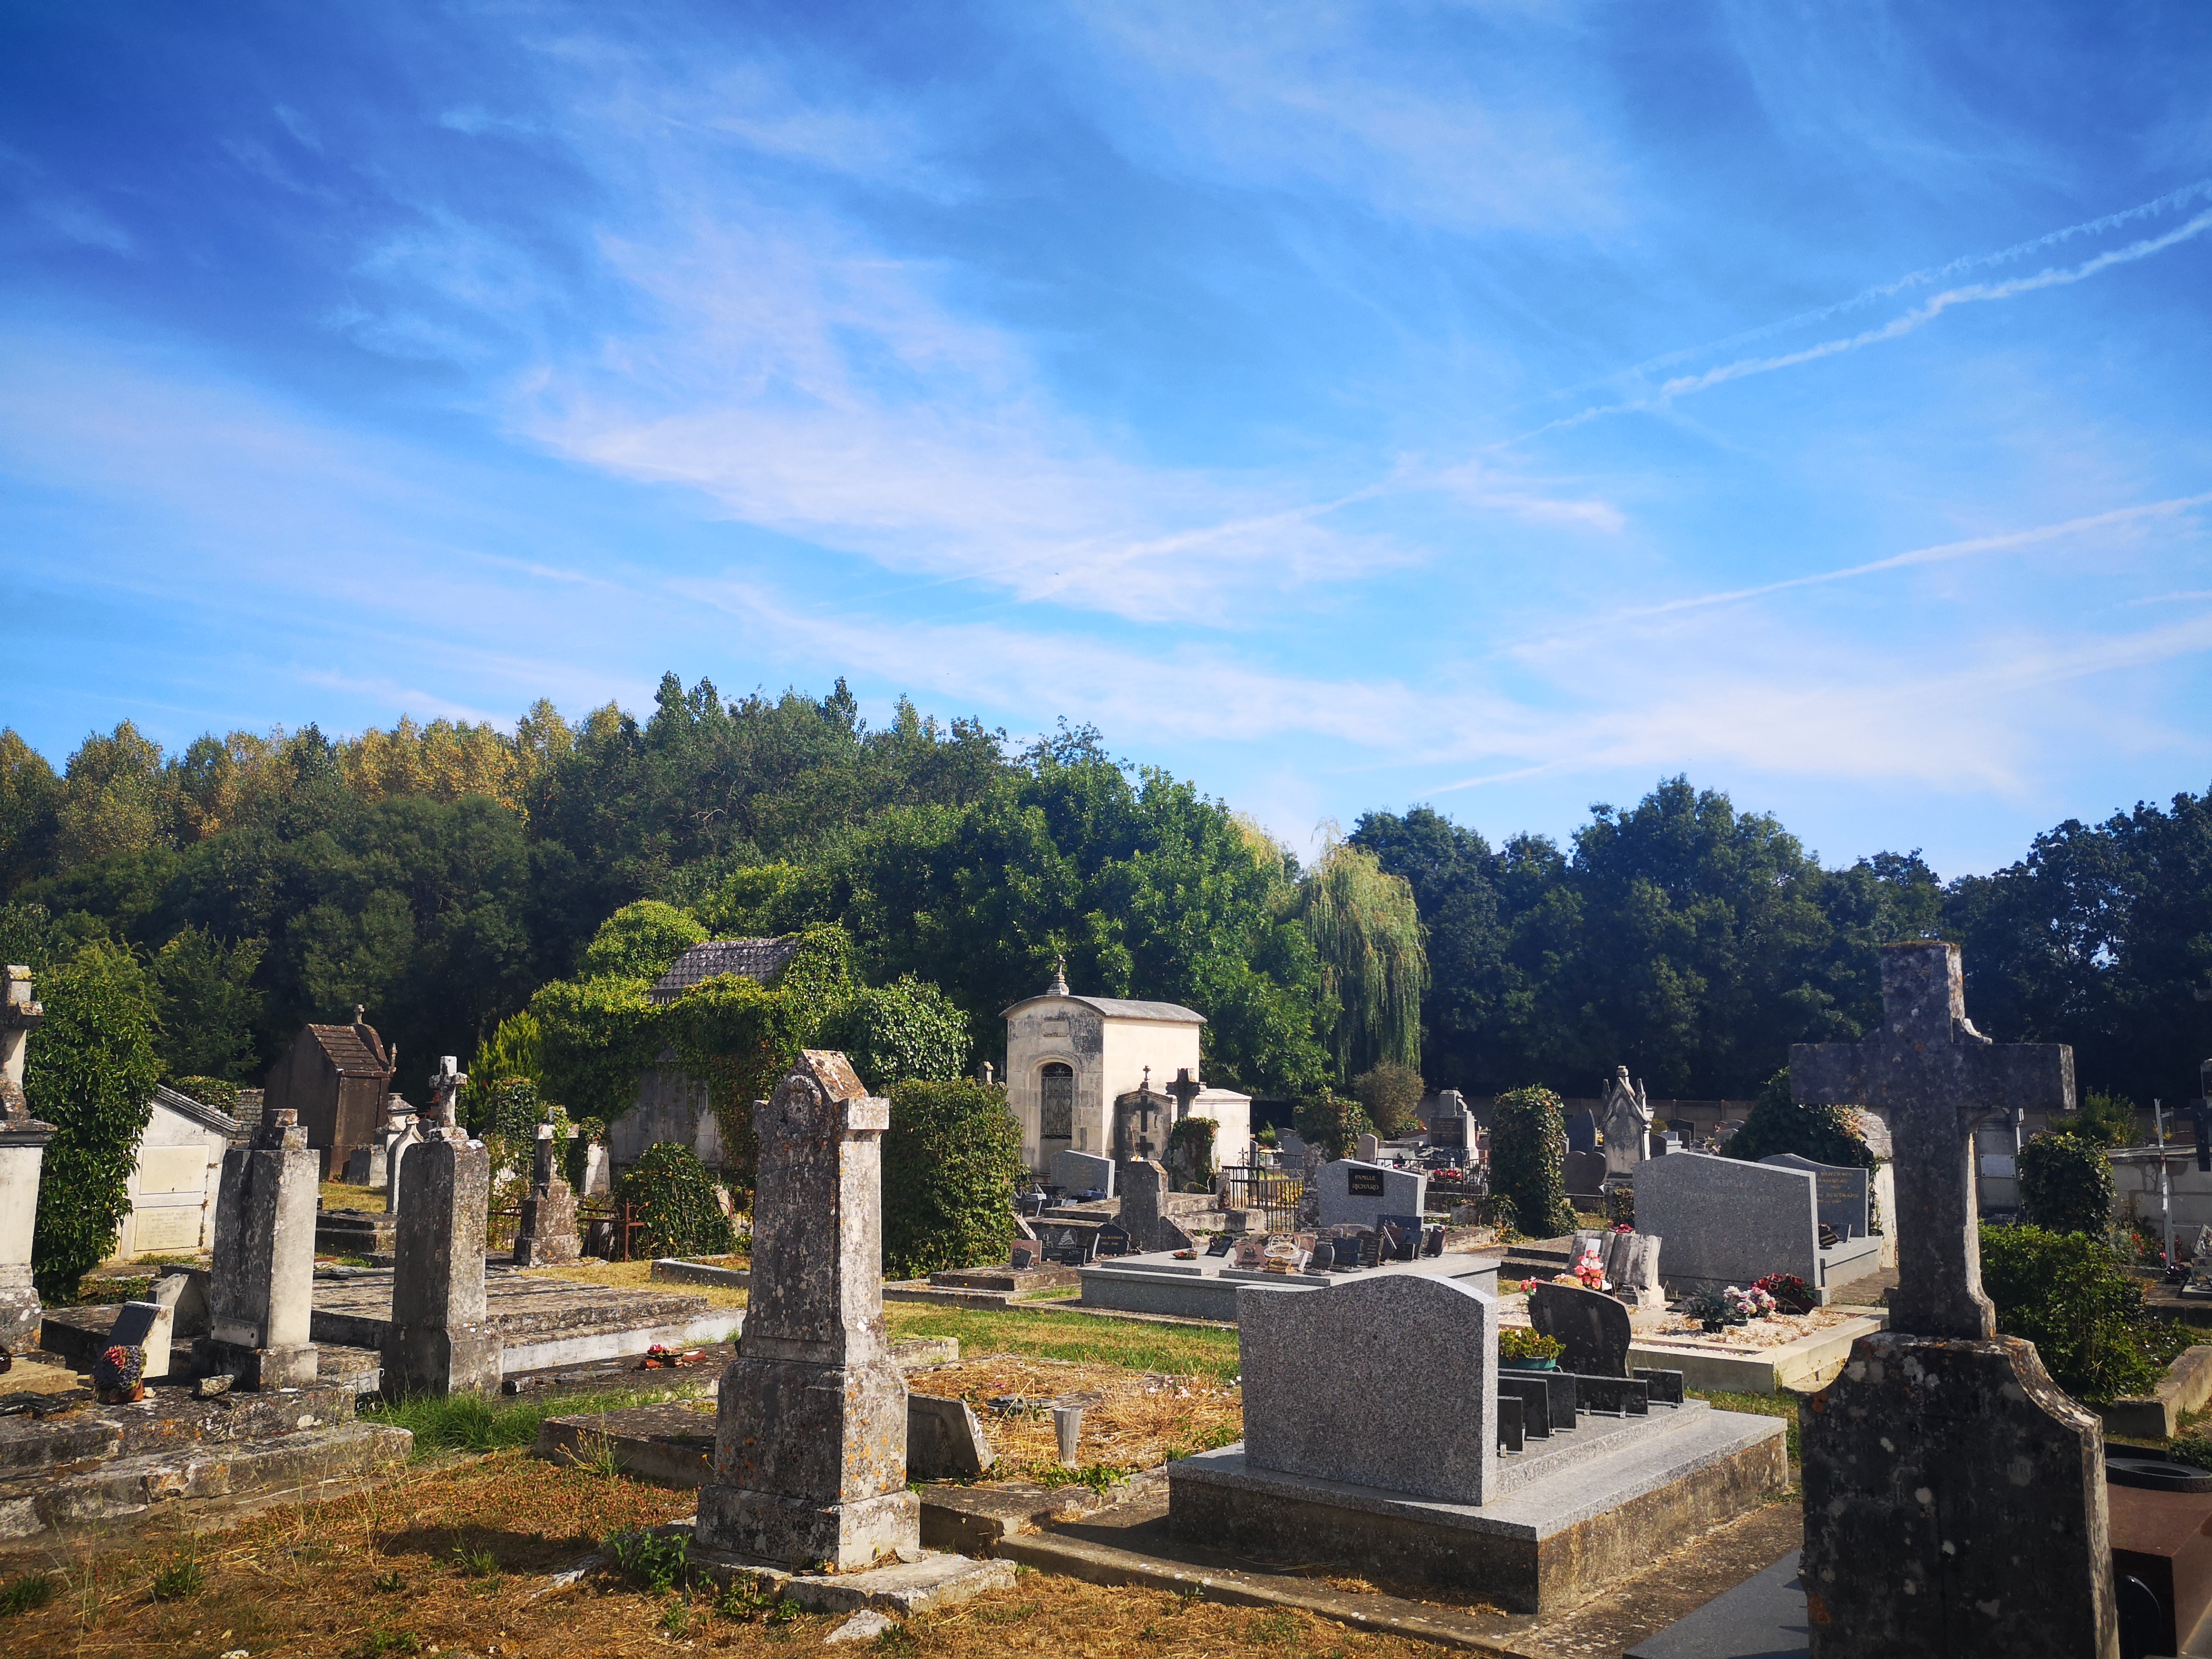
xmin=1791 ymin=941 xmax=2073 ymax=1340
xmin=425 ymin=1055 xmax=467 ymax=1136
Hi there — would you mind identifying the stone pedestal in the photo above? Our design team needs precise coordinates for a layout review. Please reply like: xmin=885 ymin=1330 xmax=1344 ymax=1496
xmin=699 ymin=1051 xmax=918 ymax=1571
xmin=208 ymin=1109 xmax=321 ymax=1390
xmin=382 ymin=1132 xmax=499 ymax=1395
xmin=512 ymin=1121 xmax=581 ymax=1267
xmin=1803 ymin=1332 xmax=2114 ymax=1658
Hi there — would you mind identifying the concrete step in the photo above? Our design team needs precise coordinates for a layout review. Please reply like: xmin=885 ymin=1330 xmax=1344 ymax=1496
xmin=0 ymin=1421 xmax=412 ymax=1541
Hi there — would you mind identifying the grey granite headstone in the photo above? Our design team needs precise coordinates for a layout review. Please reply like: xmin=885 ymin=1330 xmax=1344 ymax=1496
xmin=109 ymin=1298 xmax=176 ymax=1381
xmin=1793 ymin=942 xmax=2104 ymax=1659
xmin=382 ymin=1056 xmax=497 ymax=1396
xmin=1049 ymin=1148 xmax=1114 ymax=1197
xmin=1356 ymin=1132 xmax=1381 ymax=1163
xmin=1562 ymin=1148 xmax=1608 ymax=1197
xmin=1528 ymin=1279 xmax=1632 ymax=1378
xmin=208 ymin=1108 xmax=320 ymax=1389
xmin=698 ymin=1051 xmax=918 ymax=1570
xmin=1760 ymin=1153 xmax=1870 ymax=1240
xmin=1565 ymin=1110 xmax=1598 ymax=1154
xmin=1313 ymin=1158 xmax=1427 ymax=1230
xmin=1239 ymin=1270 xmax=1497 ymax=1505
xmin=1600 ymin=1068 xmax=1652 ymax=1180
xmin=1633 ymin=1152 xmax=1818 ymax=1295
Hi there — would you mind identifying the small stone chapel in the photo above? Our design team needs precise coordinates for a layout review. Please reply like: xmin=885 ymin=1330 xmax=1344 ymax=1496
xmin=1003 ymin=963 xmax=1250 ymax=1178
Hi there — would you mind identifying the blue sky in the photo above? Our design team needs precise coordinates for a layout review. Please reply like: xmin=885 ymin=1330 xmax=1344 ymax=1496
xmin=4 ymin=3 xmax=2210 ymax=877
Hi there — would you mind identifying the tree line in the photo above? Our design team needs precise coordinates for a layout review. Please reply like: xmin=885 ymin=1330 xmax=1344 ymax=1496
xmin=3 ymin=673 xmax=2208 ymax=1114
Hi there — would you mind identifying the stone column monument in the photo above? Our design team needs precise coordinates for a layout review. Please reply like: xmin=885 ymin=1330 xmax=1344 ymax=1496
xmin=697 ymin=1050 xmax=918 ymax=1570
xmin=1599 ymin=1065 xmax=1652 ymax=1181
xmin=1792 ymin=942 xmax=2111 ymax=1659
xmin=512 ymin=1117 xmax=580 ymax=1267
xmin=0 ymin=966 xmax=54 ymax=1355
xmin=208 ymin=1107 xmax=321 ymax=1388
xmin=382 ymin=1056 xmax=498 ymax=1396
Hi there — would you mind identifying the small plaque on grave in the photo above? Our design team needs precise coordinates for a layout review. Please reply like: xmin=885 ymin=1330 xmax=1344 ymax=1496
xmin=1010 ymin=1240 xmax=1041 ymax=1269
xmin=1347 ymin=1169 xmax=1387 ymax=1196
xmin=1095 ymin=1223 xmax=1131 ymax=1258
xmin=1205 ymin=1234 xmax=1235 ymax=1257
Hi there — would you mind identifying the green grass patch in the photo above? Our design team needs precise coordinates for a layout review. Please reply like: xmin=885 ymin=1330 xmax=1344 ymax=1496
xmin=1694 ymin=1388 xmax=1804 ymax=1461
xmin=1013 ymin=1286 xmax=1082 ymax=1302
xmin=362 ymin=1383 xmax=710 ymax=1459
xmin=884 ymin=1303 xmax=1240 ymax=1383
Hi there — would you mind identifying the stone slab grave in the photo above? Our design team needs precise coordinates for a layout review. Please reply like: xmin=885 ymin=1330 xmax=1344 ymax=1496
xmin=1078 ymin=1238 xmax=1499 ymax=1322
xmin=1166 ymin=1269 xmax=1786 ymax=1614
xmin=1791 ymin=941 xmax=2111 ymax=1659
xmin=1635 ymin=1151 xmax=1880 ymax=1303
xmin=1313 ymin=1157 xmax=1427 ymax=1230
xmin=681 ymin=1051 xmax=1003 ymax=1609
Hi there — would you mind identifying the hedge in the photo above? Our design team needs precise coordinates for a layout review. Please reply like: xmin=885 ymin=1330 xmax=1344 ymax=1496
xmin=881 ymin=1077 xmax=1022 ymax=1280
xmin=2017 ymin=1132 xmax=2114 ymax=1238
xmin=614 ymin=1142 xmax=734 ymax=1258
xmin=1491 ymin=1085 xmax=1576 ymax=1239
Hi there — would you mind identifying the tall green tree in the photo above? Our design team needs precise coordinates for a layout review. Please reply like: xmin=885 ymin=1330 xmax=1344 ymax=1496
xmin=1298 ymin=835 xmax=1427 ymax=1082
xmin=149 ymin=926 xmax=265 ymax=1081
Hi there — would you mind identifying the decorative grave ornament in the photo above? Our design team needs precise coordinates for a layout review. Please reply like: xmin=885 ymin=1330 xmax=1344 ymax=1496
xmin=1599 ymin=1066 xmax=1652 ymax=1180
xmin=1791 ymin=942 xmax=2109 ymax=1659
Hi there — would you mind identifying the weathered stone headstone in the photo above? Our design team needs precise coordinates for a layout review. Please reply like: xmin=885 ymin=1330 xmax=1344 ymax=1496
xmin=208 ymin=1108 xmax=320 ymax=1389
xmin=1634 ymin=1152 xmax=1819 ymax=1296
xmin=1600 ymin=1066 xmax=1651 ymax=1182
xmin=698 ymin=1051 xmax=918 ymax=1570
xmin=381 ymin=1097 xmax=421 ymax=1214
xmin=512 ymin=1118 xmax=581 ymax=1267
xmin=1760 ymin=1152 xmax=1871 ymax=1240
xmin=1049 ymin=1148 xmax=1114 ymax=1197
xmin=1313 ymin=1158 xmax=1427 ymax=1230
xmin=1565 ymin=1109 xmax=1598 ymax=1154
xmin=1793 ymin=942 xmax=2109 ymax=1659
xmin=1528 ymin=1279 xmax=1632 ymax=1377
xmin=1356 ymin=1132 xmax=1381 ymax=1163
xmin=1239 ymin=1272 xmax=1497 ymax=1503
xmin=0 ymin=965 xmax=54 ymax=1355
xmin=382 ymin=1057 xmax=498 ymax=1396
xmin=1117 ymin=1159 xmax=1194 ymax=1253
xmin=1571 ymin=1228 xmax=1663 ymax=1307
xmin=906 ymin=1393 xmax=994 ymax=1481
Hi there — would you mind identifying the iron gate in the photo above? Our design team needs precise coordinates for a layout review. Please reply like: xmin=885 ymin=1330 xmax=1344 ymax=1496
xmin=1219 ymin=1158 xmax=1306 ymax=1232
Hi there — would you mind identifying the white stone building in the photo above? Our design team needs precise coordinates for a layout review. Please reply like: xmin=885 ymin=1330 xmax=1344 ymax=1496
xmin=114 ymin=1085 xmax=237 ymax=1258
xmin=1002 ymin=966 xmax=1251 ymax=1177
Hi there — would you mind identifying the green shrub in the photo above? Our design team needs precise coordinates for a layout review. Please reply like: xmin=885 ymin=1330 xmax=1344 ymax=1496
xmin=1167 ymin=1114 xmax=1217 ymax=1187
xmin=1726 ymin=1068 xmax=1877 ymax=1171
xmin=1490 ymin=1085 xmax=1576 ymax=1240
xmin=28 ymin=942 xmax=160 ymax=1301
xmin=615 ymin=1143 xmax=735 ymax=1257
xmin=576 ymin=900 xmax=706 ymax=981
xmin=1351 ymin=1062 xmax=1424 ymax=1138
xmin=1293 ymin=1089 xmax=1370 ymax=1160
xmin=1979 ymin=1224 xmax=2161 ymax=1403
xmin=602 ymin=1526 xmax=692 ymax=1595
xmin=819 ymin=976 xmax=970 ymax=1090
xmin=882 ymin=1077 xmax=1023 ymax=1279
xmin=2017 ymin=1132 xmax=2114 ymax=1237
xmin=2075 ymin=1088 xmax=2138 ymax=1149
xmin=170 ymin=1075 xmax=241 ymax=1114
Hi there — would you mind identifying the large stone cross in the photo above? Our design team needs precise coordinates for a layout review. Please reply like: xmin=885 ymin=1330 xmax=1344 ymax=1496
xmin=1791 ymin=942 xmax=2073 ymax=1340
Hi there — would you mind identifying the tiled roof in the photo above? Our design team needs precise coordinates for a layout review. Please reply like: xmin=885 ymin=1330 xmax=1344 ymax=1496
xmin=650 ymin=939 xmax=802 ymax=1003
xmin=308 ymin=1023 xmax=391 ymax=1078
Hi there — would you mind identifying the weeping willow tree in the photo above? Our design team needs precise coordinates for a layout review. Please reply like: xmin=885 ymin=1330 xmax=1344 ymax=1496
xmin=1299 ymin=832 xmax=1428 ymax=1081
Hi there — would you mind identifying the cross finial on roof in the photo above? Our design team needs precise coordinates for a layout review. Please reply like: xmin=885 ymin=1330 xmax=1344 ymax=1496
xmin=1047 ymin=955 xmax=1069 ymax=997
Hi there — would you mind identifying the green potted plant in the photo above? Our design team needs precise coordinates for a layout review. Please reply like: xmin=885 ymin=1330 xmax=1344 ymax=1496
xmin=1499 ymin=1327 xmax=1564 ymax=1371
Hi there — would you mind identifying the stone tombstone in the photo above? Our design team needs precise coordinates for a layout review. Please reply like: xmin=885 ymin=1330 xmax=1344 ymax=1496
xmin=1118 ymin=1158 xmax=1194 ymax=1254
xmin=1633 ymin=1152 xmax=1819 ymax=1296
xmin=1049 ymin=1148 xmax=1114 ymax=1198
xmin=1095 ymin=1221 xmax=1132 ymax=1258
xmin=698 ymin=1051 xmax=918 ymax=1570
xmin=382 ymin=1058 xmax=498 ymax=1396
xmin=1527 ymin=1279 xmax=1633 ymax=1377
xmin=1355 ymin=1132 xmax=1381 ymax=1163
xmin=0 ymin=964 xmax=55 ymax=1354
xmin=208 ymin=1108 xmax=320 ymax=1389
xmin=1561 ymin=1148 xmax=1608 ymax=1198
xmin=513 ymin=1119 xmax=581 ymax=1267
xmin=1428 ymin=1089 xmax=1472 ymax=1151
xmin=1760 ymin=1152 xmax=1871 ymax=1240
xmin=1239 ymin=1272 xmax=1498 ymax=1505
xmin=1600 ymin=1066 xmax=1652 ymax=1180
xmin=1565 ymin=1109 xmax=1598 ymax=1154
xmin=1792 ymin=941 xmax=2106 ymax=1659
xmin=1314 ymin=1158 xmax=1427 ymax=1230
xmin=343 ymin=1141 xmax=385 ymax=1187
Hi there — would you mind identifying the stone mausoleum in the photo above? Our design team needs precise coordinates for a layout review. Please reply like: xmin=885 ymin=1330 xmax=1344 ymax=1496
xmin=612 ymin=938 xmax=801 ymax=1172
xmin=262 ymin=1009 xmax=396 ymax=1180
xmin=1003 ymin=965 xmax=1250 ymax=1178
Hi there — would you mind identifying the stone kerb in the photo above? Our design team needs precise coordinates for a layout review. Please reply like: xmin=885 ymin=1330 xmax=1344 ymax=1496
xmin=698 ymin=1050 xmax=918 ymax=1571
xmin=1633 ymin=1152 xmax=1818 ymax=1297
xmin=1238 ymin=1272 xmax=1497 ymax=1506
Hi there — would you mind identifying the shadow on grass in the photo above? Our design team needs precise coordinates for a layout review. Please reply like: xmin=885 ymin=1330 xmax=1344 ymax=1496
xmin=364 ymin=1384 xmax=711 ymax=1459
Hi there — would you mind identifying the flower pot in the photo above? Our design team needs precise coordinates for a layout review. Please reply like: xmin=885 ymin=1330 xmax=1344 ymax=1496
xmin=1499 ymin=1356 xmax=1558 ymax=1371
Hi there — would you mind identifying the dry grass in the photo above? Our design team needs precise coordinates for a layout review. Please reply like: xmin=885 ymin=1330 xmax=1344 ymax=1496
xmin=0 ymin=1453 xmax=1452 ymax=1659
xmin=910 ymin=1354 xmax=1242 ymax=1476
xmin=320 ymin=1180 xmax=383 ymax=1212
xmin=516 ymin=1259 xmax=749 ymax=1311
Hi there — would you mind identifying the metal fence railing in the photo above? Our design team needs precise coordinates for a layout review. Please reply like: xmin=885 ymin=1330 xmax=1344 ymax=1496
xmin=1218 ymin=1160 xmax=1306 ymax=1232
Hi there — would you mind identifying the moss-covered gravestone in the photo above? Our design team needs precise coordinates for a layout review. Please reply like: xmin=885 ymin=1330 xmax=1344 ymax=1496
xmin=1792 ymin=943 xmax=2111 ymax=1659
